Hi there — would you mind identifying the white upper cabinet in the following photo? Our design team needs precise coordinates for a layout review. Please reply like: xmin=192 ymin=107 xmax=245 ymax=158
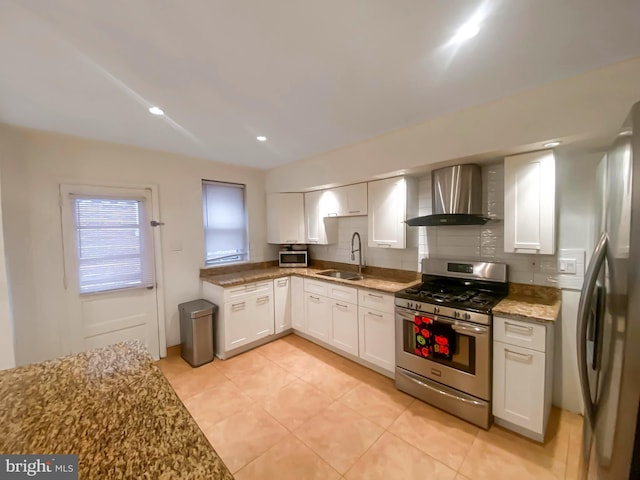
xmin=323 ymin=183 xmax=368 ymax=217
xmin=304 ymin=190 xmax=338 ymax=245
xmin=267 ymin=193 xmax=305 ymax=244
xmin=504 ymin=150 xmax=556 ymax=255
xmin=368 ymin=176 xmax=417 ymax=249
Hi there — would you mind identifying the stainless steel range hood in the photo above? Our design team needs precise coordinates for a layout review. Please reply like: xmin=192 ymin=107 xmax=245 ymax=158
xmin=406 ymin=164 xmax=491 ymax=226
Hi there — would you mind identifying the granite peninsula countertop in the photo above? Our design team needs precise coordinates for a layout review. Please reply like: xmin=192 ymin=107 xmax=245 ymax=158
xmin=201 ymin=262 xmax=421 ymax=294
xmin=493 ymin=283 xmax=561 ymax=323
xmin=0 ymin=340 xmax=234 ymax=480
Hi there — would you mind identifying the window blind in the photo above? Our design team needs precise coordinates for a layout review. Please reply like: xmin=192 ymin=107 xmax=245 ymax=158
xmin=72 ymin=196 xmax=155 ymax=294
xmin=202 ymin=181 xmax=249 ymax=265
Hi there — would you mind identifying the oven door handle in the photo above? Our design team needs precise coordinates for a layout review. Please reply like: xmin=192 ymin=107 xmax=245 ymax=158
xmin=397 ymin=369 xmax=486 ymax=408
xmin=452 ymin=323 xmax=488 ymax=336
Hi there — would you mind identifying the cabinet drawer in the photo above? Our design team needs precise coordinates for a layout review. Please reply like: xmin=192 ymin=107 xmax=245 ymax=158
xmin=494 ymin=316 xmax=546 ymax=353
xmin=327 ymin=283 xmax=357 ymax=304
xmin=224 ymin=281 xmax=273 ymax=302
xmin=358 ymin=289 xmax=394 ymax=314
xmin=304 ymin=278 xmax=329 ymax=296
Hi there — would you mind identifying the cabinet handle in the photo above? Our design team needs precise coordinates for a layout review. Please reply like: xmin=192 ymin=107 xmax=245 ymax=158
xmin=367 ymin=293 xmax=383 ymax=299
xmin=231 ymin=301 xmax=245 ymax=309
xmin=377 ymin=243 xmax=391 ymax=247
xmin=245 ymin=284 xmax=257 ymax=292
xmin=504 ymin=322 xmax=534 ymax=335
xmin=327 ymin=213 xmax=338 ymax=217
xmin=367 ymin=311 xmax=383 ymax=318
xmin=310 ymin=295 xmax=320 ymax=301
xmin=505 ymin=349 xmax=533 ymax=362
xmin=335 ymin=302 xmax=348 ymax=308
xmin=286 ymin=240 xmax=297 ymax=243
xmin=257 ymin=295 xmax=270 ymax=303
xmin=277 ymin=279 xmax=288 ymax=287
xmin=348 ymin=210 xmax=360 ymax=214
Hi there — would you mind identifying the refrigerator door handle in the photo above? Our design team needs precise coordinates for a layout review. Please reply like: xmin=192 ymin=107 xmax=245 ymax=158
xmin=577 ymin=231 xmax=608 ymax=428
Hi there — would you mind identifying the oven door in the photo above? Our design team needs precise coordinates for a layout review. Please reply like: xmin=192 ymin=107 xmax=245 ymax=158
xmin=395 ymin=305 xmax=491 ymax=400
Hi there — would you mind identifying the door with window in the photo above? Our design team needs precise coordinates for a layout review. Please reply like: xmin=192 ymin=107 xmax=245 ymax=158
xmin=61 ymin=185 xmax=160 ymax=359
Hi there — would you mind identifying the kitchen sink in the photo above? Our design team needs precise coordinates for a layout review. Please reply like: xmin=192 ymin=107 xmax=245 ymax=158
xmin=317 ymin=270 xmax=364 ymax=281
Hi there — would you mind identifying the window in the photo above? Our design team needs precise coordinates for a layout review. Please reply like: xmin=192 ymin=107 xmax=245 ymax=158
xmin=72 ymin=196 xmax=155 ymax=294
xmin=202 ymin=180 xmax=249 ymax=265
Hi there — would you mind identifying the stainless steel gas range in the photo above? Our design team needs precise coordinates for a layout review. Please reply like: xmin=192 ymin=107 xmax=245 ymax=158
xmin=395 ymin=258 xmax=508 ymax=429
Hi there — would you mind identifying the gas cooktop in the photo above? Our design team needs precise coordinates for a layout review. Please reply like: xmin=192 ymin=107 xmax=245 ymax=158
xmin=395 ymin=284 xmax=506 ymax=313
xmin=395 ymin=259 xmax=509 ymax=314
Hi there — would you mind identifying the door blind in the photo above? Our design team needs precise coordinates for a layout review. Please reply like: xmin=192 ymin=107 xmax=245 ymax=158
xmin=72 ymin=196 xmax=154 ymax=294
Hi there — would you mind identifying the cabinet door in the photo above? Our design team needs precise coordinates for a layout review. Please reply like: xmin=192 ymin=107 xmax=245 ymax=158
xmin=358 ymin=307 xmax=395 ymax=373
xmin=342 ymin=183 xmax=367 ymax=216
xmin=274 ymin=277 xmax=291 ymax=334
xmin=493 ymin=341 xmax=546 ymax=433
xmin=267 ymin=193 xmax=305 ymax=244
xmin=224 ymin=300 xmax=251 ymax=350
xmin=504 ymin=151 xmax=556 ymax=254
xmin=305 ymin=293 xmax=331 ymax=342
xmin=368 ymin=177 xmax=407 ymax=249
xmin=331 ymin=301 xmax=358 ymax=356
xmin=304 ymin=190 xmax=337 ymax=244
xmin=291 ymin=276 xmax=305 ymax=332
xmin=252 ymin=293 xmax=275 ymax=340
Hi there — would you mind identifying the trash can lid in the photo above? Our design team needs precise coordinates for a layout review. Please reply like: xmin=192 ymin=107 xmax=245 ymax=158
xmin=179 ymin=299 xmax=218 ymax=318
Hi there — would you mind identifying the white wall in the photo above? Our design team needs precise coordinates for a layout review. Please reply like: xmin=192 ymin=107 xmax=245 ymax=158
xmin=265 ymin=57 xmax=640 ymax=193
xmin=0 ymin=164 xmax=16 ymax=370
xmin=0 ymin=124 xmax=277 ymax=365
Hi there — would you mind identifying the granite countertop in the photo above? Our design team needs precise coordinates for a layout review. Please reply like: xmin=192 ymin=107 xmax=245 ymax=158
xmin=493 ymin=283 xmax=561 ymax=323
xmin=201 ymin=262 xmax=421 ymax=294
xmin=0 ymin=340 xmax=234 ymax=480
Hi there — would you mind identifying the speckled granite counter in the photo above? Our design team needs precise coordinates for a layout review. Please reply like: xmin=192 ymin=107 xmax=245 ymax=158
xmin=493 ymin=283 xmax=561 ymax=323
xmin=0 ymin=340 xmax=234 ymax=480
xmin=200 ymin=263 xmax=421 ymax=294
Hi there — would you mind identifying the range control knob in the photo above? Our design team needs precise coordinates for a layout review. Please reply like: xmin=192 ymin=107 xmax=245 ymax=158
xmin=453 ymin=311 xmax=460 ymax=318
xmin=407 ymin=302 xmax=414 ymax=309
xmin=433 ymin=306 xmax=439 ymax=314
xmin=463 ymin=312 xmax=471 ymax=320
xmin=416 ymin=303 xmax=422 ymax=311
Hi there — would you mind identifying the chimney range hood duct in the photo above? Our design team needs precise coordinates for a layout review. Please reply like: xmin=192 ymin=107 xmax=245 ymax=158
xmin=406 ymin=164 xmax=491 ymax=226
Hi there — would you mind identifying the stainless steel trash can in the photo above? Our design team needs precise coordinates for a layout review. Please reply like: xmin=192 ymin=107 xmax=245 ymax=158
xmin=179 ymin=299 xmax=217 ymax=367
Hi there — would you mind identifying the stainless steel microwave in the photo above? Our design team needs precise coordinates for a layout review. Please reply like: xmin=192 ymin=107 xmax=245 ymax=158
xmin=279 ymin=250 xmax=308 ymax=267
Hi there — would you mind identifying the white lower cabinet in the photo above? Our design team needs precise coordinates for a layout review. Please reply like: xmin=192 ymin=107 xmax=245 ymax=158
xmin=492 ymin=316 xmax=554 ymax=442
xmin=203 ymin=275 xmax=396 ymax=375
xmin=330 ymin=301 xmax=358 ymax=356
xmin=204 ymin=280 xmax=275 ymax=358
xmin=274 ymin=277 xmax=292 ymax=334
xmin=357 ymin=289 xmax=395 ymax=374
xmin=305 ymin=293 xmax=331 ymax=342
xmin=304 ymin=279 xmax=360 ymax=357
xmin=291 ymin=276 xmax=305 ymax=332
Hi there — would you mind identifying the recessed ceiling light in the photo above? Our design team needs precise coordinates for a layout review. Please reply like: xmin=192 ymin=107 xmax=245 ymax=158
xmin=543 ymin=141 xmax=561 ymax=148
xmin=148 ymin=106 xmax=164 ymax=116
xmin=256 ymin=136 xmax=267 ymax=142
xmin=452 ymin=21 xmax=480 ymax=43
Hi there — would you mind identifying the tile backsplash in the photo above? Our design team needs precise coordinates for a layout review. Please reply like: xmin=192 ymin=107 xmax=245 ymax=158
xmin=310 ymin=163 xmax=584 ymax=289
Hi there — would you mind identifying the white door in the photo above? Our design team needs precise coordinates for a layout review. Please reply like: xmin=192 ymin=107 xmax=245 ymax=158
xmin=61 ymin=184 xmax=161 ymax=359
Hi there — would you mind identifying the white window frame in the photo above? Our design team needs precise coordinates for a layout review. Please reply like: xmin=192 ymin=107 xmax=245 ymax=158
xmin=202 ymin=180 xmax=250 ymax=266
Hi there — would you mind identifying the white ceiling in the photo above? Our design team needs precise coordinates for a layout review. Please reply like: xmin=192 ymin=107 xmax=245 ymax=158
xmin=1 ymin=1 xmax=640 ymax=170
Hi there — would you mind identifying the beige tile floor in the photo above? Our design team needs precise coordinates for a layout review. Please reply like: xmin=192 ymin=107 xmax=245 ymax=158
xmin=157 ymin=334 xmax=583 ymax=480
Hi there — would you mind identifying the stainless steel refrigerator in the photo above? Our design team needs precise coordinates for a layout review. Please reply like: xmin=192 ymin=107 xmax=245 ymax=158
xmin=577 ymin=101 xmax=640 ymax=479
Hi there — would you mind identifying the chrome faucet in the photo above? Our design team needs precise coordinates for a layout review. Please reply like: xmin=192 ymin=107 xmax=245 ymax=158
xmin=351 ymin=232 xmax=363 ymax=275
